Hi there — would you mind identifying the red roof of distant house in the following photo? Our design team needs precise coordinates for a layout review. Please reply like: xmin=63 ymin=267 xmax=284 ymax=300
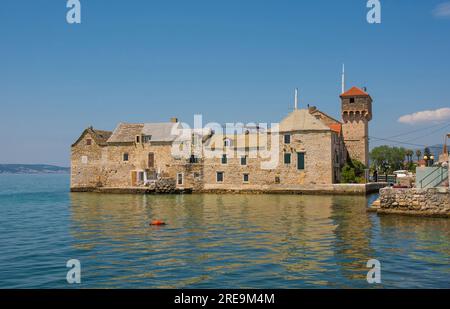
xmin=340 ymin=86 xmax=369 ymax=97
xmin=418 ymin=159 xmax=426 ymax=166
xmin=328 ymin=123 xmax=342 ymax=135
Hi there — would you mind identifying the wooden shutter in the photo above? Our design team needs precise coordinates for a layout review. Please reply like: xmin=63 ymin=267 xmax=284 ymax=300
xmin=148 ymin=153 xmax=155 ymax=168
xmin=131 ymin=171 xmax=137 ymax=186
xmin=297 ymin=152 xmax=305 ymax=170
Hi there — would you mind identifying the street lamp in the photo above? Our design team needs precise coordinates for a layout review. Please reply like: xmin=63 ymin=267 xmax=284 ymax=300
xmin=423 ymin=155 xmax=434 ymax=167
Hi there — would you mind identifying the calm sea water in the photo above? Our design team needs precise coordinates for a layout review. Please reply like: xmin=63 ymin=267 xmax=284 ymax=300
xmin=0 ymin=174 xmax=448 ymax=288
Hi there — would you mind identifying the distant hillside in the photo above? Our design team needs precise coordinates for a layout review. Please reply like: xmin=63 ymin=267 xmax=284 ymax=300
xmin=0 ymin=164 xmax=70 ymax=174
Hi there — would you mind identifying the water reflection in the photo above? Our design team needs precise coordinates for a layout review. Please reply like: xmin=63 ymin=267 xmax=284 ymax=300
xmin=69 ymin=193 xmax=449 ymax=288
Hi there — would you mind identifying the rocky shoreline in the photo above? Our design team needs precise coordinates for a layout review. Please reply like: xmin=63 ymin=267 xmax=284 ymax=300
xmin=369 ymin=187 xmax=450 ymax=218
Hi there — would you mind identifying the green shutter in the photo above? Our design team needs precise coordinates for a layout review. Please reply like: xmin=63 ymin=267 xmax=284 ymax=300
xmin=297 ymin=152 xmax=305 ymax=170
xmin=284 ymin=153 xmax=291 ymax=164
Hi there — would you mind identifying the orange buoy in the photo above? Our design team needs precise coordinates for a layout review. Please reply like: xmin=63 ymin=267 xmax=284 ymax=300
xmin=150 ymin=220 xmax=166 ymax=226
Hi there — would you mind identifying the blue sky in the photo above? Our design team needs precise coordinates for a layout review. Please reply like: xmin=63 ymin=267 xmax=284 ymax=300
xmin=1 ymin=0 xmax=450 ymax=166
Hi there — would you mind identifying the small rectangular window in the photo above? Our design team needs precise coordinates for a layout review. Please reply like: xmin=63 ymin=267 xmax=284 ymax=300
xmin=284 ymin=153 xmax=291 ymax=164
xmin=243 ymin=173 xmax=249 ymax=183
xmin=284 ymin=134 xmax=291 ymax=144
xmin=221 ymin=154 xmax=227 ymax=164
xmin=123 ymin=153 xmax=129 ymax=161
xmin=275 ymin=176 xmax=280 ymax=184
xmin=297 ymin=152 xmax=305 ymax=170
xmin=349 ymin=98 xmax=355 ymax=103
xmin=81 ymin=156 xmax=88 ymax=164
xmin=177 ymin=173 xmax=184 ymax=185
xmin=240 ymin=156 xmax=247 ymax=166
xmin=86 ymin=139 xmax=92 ymax=145
xmin=216 ymin=172 xmax=224 ymax=183
xmin=136 ymin=135 xmax=141 ymax=143
xmin=189 ymin=155 xmax=199 ymax=164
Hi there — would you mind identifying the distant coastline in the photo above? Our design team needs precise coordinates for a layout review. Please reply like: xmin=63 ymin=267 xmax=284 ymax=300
xmin=0 ymin=164 xmax=69 ymax=174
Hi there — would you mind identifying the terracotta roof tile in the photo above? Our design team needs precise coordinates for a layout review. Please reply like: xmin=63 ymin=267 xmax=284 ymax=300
xmin=340 ymin=86 xmax=369 ymax=97
xmin=328 ymin=123 xmax=342 ymax=135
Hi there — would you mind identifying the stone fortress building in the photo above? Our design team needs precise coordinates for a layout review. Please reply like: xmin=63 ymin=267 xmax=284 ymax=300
xmin=71 ymin=86 xmax=373 ymax=192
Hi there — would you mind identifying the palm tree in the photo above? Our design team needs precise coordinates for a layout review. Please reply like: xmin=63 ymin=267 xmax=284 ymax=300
xmin=415 ymin=149 xmax=421 ymax=162
xmin=405 ymin=149 xmax=413 ymax=163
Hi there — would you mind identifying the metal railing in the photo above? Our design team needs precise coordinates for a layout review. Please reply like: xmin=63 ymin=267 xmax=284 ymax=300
xmin=376 ymin=174 xmax=397 ymax=184
xmin=419 ymin=166 xmax=448 ymax=189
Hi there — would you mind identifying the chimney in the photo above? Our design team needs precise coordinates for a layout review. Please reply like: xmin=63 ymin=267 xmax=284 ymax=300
xmin=294 ymin=88 xmax=298 ymax=110
xmin=170 ymin=117 xmax=178 ymax=123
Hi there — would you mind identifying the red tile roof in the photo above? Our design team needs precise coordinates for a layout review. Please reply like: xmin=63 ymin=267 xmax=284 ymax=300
xmin=340 ymin=86 xmax=369 ymax=97
xmin=328 ymin=123 xmax=342 ymax=135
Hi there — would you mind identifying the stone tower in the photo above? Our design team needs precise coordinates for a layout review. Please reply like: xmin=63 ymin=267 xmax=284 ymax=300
xmin=340 ymin=86 xmax=372 ymax=166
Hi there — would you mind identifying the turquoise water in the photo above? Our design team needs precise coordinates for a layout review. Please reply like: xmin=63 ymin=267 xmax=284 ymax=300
xmin=0 ymin=174 xmax=448 ymax=288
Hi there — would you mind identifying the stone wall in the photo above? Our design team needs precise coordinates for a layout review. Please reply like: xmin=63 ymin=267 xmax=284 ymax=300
xmin=202 ymin=131 xmax=334 ymax=190
xmin=71 ymin=126 xmax=348 ymax=192
xmin=379 ymin=187 xmax=450 ymax=217
xmin=98 ymin=142 xmax=176 ymax=187
xmin=342 ymin=120 xmax=369 ymax=166
xmin=341 ymin=95 xmax=371 ymax=166
xmin=71 ymin=132 xmax=105 ymax=188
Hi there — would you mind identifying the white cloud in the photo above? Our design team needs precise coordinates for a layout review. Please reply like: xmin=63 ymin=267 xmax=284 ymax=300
xmin=433 ymin=2 xmax=450 ymax=18
xmin=398 ymin=107 xmax=450 ymax=124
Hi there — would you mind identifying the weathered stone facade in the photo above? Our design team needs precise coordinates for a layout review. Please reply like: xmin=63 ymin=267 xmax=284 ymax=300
xmin=378 ymin=187 xmax=450 ymax=217
xmin=71 ymin=87 xmax=372 ymax=193
xmin=341 ymin=87 xmax=372 ymax=166
xmin=202 ymin=130 xmax=336 ymax=191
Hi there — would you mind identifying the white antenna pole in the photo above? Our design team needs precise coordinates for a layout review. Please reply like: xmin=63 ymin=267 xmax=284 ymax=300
xmin=341 ymin=64 xmax=345 ymax=94
xmin=294 ymin=88 xmax=298 ymax=110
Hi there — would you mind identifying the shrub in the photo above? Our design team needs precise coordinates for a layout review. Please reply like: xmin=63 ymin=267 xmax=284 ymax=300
xmin=341 ymin=159 xmax=366 ymax=183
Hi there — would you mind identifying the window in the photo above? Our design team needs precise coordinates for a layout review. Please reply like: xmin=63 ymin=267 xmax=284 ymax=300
xmin=143 ymin=135 xmax=152 ymax=143
xmin=284 ymin=153 xmax=291 ymax=164
xmin=224 ymin=138 xmax=232 ymax=147
xmin=135 ymin=135 xmax=141 ymax=143
xmin=148 ymin=153 xmax=154 ymax=168
xmin=297 ymin=152 xmax=305 ymax=170
xmin=221 ymin=154 xmax=228 ymax=164
xmin=216 ymin=172 xmax=224 ymax=183
xmin=138 ymin=171 xmax=145 ymax=182
xmin=349 ymin=97 xmax=355 ymax=103
xmin=189 ymin=155 xmax=199 ymax=164
xmin=240 ymin=156 xmax=247 ymax=166
xmin=275 ymin=176 xmax=280 ymax=184
xmin=123 ymin=153 xmax=129 ymax=161
xmin=284 ymin=134 xmax=291 ymax=144
xmin=81 ymin=156 xmax=88 ymax=164
xmin=177 ymin=173 xmax=184 ymax=185
xmin=243 ymin=173 xmax=249 ymax=183
xmin=86 ymin=139 xmax=92 ymax=145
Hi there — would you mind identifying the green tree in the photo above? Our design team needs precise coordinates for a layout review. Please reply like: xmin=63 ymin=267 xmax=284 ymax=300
xmin=370 ymin=145 xmax=406 ymax=173
xmin=405 ymin=149 xmax=414 ymax=163
xmin=415 ymin=149 xmax=421 ymax=162
xmin=341 ymin=164 xmax=356 ymax=183
xmin=341 ymin=159 xmax=366 ymax=183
